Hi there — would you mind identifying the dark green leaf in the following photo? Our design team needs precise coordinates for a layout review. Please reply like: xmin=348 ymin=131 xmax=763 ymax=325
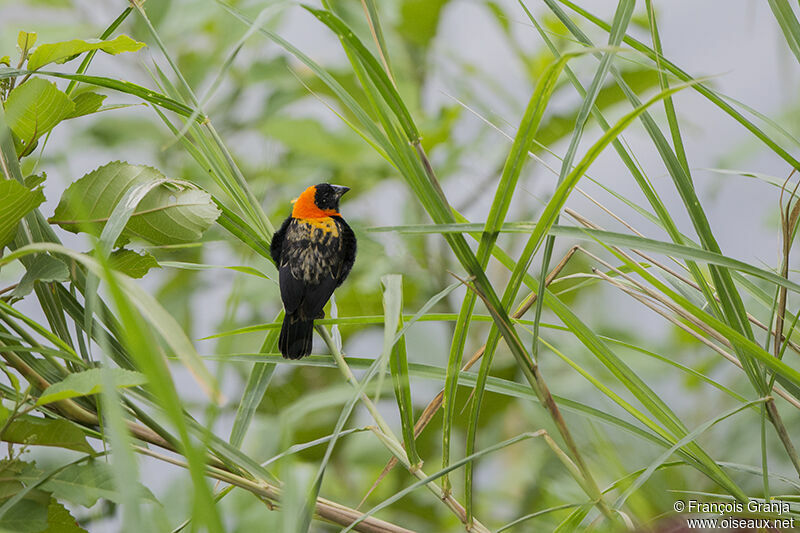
xmin=0 ymin=413 xmax=92 ymax=453
xmin=107 ymin=249 xmax=160 ymax=278
xmin=0 ymin=494 xmax=49 ymax=533
xmin=0 ymin=180 xmax=44 ymax=247
xmin=41 ymin=498 xmax=88 ymax=533
xmin=10 ymin=254 xmax=69 ymax=299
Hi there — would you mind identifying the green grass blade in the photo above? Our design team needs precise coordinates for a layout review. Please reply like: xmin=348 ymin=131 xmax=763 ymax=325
xmin=768 ymin=0 xmax=800 ymax=66
xmin=228 ymin=319 xmax=281 ymax=448
xmin=0 ymin=68 xmax=198 ymax=119
xmin=614 ymin=399 xmax=767 ymax=509
xmin=446 ymin=51 xmax=575 ymax=494
xmin=383 ymin=275 xmax=419 ymax=468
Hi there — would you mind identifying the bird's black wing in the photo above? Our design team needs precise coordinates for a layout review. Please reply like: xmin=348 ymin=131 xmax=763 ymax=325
xmin=279 ymin=263 xmax=305 ymax=315
xmin=270 ymin=213 xmax=292 ymax=265
xmin=333 ymin=216 xmax=356 ymax=287
xmin=300 ymin=270 xmax=338 ymax=320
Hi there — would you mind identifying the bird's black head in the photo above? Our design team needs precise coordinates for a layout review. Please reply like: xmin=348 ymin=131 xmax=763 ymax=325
xmin=314 ymin=183 xmax=350 ymax=211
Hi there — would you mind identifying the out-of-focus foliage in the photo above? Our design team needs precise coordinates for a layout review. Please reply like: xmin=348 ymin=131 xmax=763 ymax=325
xmin=0 ymin=0 xmax=799 ymax=532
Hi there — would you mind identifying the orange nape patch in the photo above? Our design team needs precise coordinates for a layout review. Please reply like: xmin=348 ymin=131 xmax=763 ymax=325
xmin=292 ymin=185 xmax=340 ymax=219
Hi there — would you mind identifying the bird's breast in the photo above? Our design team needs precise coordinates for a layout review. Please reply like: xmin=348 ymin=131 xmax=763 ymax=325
xmin=282 ymin=217 xmax=343 ymax=283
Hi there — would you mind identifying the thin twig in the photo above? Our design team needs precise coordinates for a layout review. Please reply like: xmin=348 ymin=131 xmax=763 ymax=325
xmin=134 ymin=445 xmax=415 ymax=533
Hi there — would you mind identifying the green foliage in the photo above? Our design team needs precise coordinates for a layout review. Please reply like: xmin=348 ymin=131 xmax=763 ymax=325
xmin=4 ymin=78 xmax=74 ymax=154
xmin=27 ymin=35 xmax=145 ymax=72
xmin=36 ymin=368 xmax=147 ymax=405
xmin=0 ymin=180 xmax=43 ymax=247
xmin=10 ymin=254 xmax=69 ymax=299
xmin=107 ymin=248 xmax=160 ymax=278
xmin=0 ymin=412 xmax=92 ymax=453
xmin=0 ymin=2 xmax=799 ymax=532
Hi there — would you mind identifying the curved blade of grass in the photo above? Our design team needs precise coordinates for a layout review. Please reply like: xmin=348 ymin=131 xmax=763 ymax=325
xmin=768 ymin=0 xmax=800 ymax=66
xmin=383 ymin=275 xmax=419 ymax=468
xmin=98 ymin=252 xmax=223 ymax=533
xmin=0 ymin=68 xmax=198 ymax=119
xmin=469 ymin=2 xmax=631 ymax=519
xmin=614 ymin=398 xmax=767 ymax=509
xmin=228 ymin=314 xmax=281 ymax=449
xmin=370 ymin=222 xmax=800 ymax=294
xmin=302 ymin=6 xmax=419 ymax=141
xmin=528 ymin=0 xmax=634 ymax=368
xmin=444 ymin=51 xmax=576 ymax=494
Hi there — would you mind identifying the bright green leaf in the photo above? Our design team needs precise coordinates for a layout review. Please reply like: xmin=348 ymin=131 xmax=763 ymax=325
xmin=66 ymin=92 xmax=106 ymax=119
xmin=36 ymin=368 xmax=146 ymax=406
xmin=0 ymin=180 xmax=45 ymax=248
xmin=27 ymin=35 xmax=145 ymax=72
xmin=10 ymin=254 xmax=69 ymax=299
xmin=4 ymin=78 xmax=75 ymax=150
xmin=51 ymin=161 xmax=220 ymax=246
xmin=17 ymin=31 xmax=37 ymax=53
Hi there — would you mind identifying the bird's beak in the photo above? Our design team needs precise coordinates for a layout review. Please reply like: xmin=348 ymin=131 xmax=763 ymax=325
xmin=331 ymin=185 xmax=350 ymax=198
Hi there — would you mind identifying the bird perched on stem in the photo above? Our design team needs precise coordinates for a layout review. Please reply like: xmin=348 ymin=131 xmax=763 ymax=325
xmin=270 ymin=183 xmax=356 ymax=359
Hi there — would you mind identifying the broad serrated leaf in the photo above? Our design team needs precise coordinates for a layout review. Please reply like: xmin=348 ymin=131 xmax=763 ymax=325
xmin=51 ymin=161 xmax=220 ymax=246
xmin=4 ymin=78 xmax=74 ymax=151
xmin=66 ymin=92 xmax=106 ymax=119
xmin=0 ymin=412 xmax=92 ymax=453
xmin=10 ymin=254 xmax=69 ymax=299
xmin=108 ymin=248 xmax=159 ymax=278
xmin=0 ymin=180 xmax=44 ymax=247
xmin=27 ymin=35 xmax=145 ymax=72
xmin=41 ymin=498 xmax=87 ymax=533
xmin=36 ymin=368 xmax=146 ymax=406
xmin=24 ymin=172 xmax=46 ymax=189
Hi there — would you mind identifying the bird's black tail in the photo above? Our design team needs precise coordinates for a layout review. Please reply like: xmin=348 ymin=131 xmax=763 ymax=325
xmin=279 ymin=313 xmax=314 ymax=359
